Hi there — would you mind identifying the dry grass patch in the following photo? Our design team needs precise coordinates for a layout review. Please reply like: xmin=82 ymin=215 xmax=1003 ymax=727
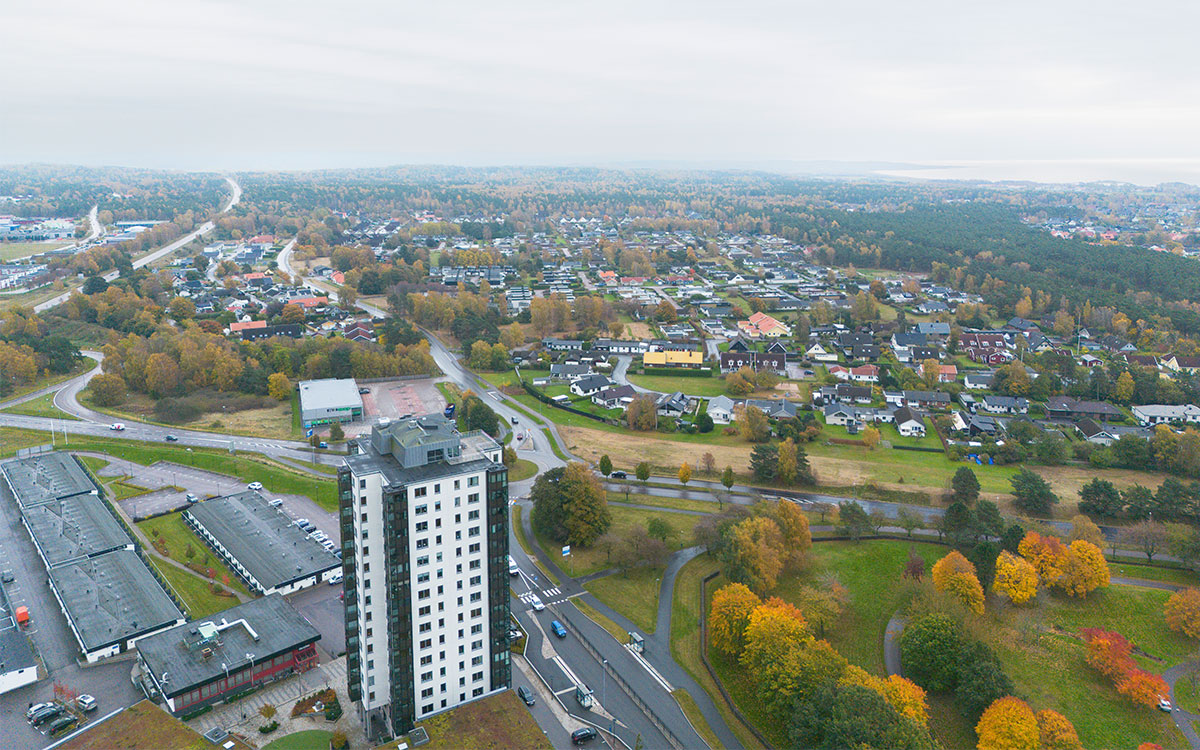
xmin=57 ymin=700 xmax=245 ymax=750
xmin=561 ymin=425 xmax=752 ymax=473
xmin=392 ymin=689 xmax=550 ymax=750
xmin=625 ymin=321 xmax=653 ymax=339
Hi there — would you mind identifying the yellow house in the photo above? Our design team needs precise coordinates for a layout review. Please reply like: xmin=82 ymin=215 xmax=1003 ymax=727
xmin=644 ymin=350 xmax=704 ymax=368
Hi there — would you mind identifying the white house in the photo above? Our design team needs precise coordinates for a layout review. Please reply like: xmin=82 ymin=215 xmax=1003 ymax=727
xmin=570 ymin=374 xmax=612 ymax=397
xmin=806 ymin=343 xmax=839 ymax=363
xmin=894 ymin=407 xmax=926 ymax=437
xmin=707 ymin=395 xmax=737 ymax=425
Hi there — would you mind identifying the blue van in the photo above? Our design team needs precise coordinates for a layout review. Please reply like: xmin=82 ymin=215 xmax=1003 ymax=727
xmin=550 ymin=620 xmax=567 ymax=639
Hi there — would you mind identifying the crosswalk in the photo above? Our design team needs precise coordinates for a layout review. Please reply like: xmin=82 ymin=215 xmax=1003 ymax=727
xmin=517 ymin=586 xmax=569 ymax=609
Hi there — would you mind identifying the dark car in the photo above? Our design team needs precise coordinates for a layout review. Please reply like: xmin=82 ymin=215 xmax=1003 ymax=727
xmin=517 ymin=686 xmax=535 ymax=706
xmin=46 ymin=715 xmax=77 ymax=736
xmin=31 ymin=705 xmax=63 ymax=727
xmin=610 ymin=471 xmax=627 ymax=479
xmin=164 ymin=434 xmax=179 ymax=442
xmin=571 ymin=727 xmax=598 ymax=745
xmin=359 ymin=387 xmax=370 ymax=394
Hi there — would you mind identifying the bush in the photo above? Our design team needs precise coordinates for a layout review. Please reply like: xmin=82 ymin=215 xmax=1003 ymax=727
xmin=258 ymin=721 xmax=279 ymax=734
xmin=899 ymin=613 xmax=964 ymax=692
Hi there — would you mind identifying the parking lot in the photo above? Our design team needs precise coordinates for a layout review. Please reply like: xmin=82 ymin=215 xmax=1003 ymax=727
xmin=350 ymin=378 xmax=445 ymax=436
xmin=0 ymin=479 xmax=141 ymax=750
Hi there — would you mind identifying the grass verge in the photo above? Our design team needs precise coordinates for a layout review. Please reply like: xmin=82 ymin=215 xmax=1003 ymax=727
xmin=512 ymin=506 xmax=559 ymax=585
xmin=508 ymin=458 xmax=538 ymax=482
xmin=672 ymin=688 xmax=719 ymax=750
xmin=584 ymin=565 xmax=663 ymax=634
xmin=572 ymin=598 xmax=629 ymax=644
xmin=137 ymin=511 xmax=251 ymax=598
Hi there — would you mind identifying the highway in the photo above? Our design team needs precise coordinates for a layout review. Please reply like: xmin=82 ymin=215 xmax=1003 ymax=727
xmin=35 ymin=176 xmax=242 ymax=313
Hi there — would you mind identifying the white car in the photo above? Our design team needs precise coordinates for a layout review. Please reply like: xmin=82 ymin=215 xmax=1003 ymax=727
xmin=529 ymin=594 xmax=545 ymax=611
xmin=109 ymin=423 xmax=125 ymax=431
xmin=1159 ymin=697 xmax=1173 ymax=712
xmin=247 ymin=482 xmax=263 ymax=491
xmin=328 ymin=572 xmax=344 ymax=585
xmin=268 ymin=498 xmax=283 ymax=508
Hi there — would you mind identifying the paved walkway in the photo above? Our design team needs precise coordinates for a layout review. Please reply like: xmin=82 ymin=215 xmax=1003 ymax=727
xmin=883 ymin=614 xmax=906 ymax=677
xmin=1165 ymin=663 xmax=1200 ymax=749
xmin=190 ymin=657 xmax=355 ymax=744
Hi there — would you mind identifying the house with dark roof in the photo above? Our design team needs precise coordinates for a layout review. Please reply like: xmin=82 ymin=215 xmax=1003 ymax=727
xmin=570 ymin=374 xmax=612 ymax=397
xmin=592 ymin=385 xmax=637 ymax=410
xmin=719 ymin=350 xmax=786 ymax=374
xmin=894 ymin=407 xmax=926 ymax=437
xmin=1045 ymin=396 xmax=1124 ymax=422
xmin=980 ymin=395 xmax=1029 ymax=415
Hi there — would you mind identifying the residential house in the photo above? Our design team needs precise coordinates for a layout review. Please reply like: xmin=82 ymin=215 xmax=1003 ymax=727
xmin=817 ymin=385 xmax=872 ymax=405
xmin=850 ymin=364 xmax=880 ymax=383
xmin=549 ymin=363 xmax=591 ymax=380
xmin=706 ymin=395 xmax=737 ymax=425
xmin=894 ymin=407 xmax=926 ymax=437
xmin=591 ymin=339 xmax=647 ymax=355
xmin=644 ymin=350 xmax=705 ymax=368
xmin=1045 ymin=396 xmax=1124 ymax=422
xmin=980 ymin=395 xmax=1029 ymax=415
xmin=592 ymin=385 xmax=637 ymax=410
xmin=851 ymin=344 xmax=881 ymax=362
xmin=726 ymin=337 xmax=751 ymax=352
xmin=542 ymin=337 xmax=583 ymax=352
xmin=655 ymin=391 xmax=691 ymax=417
xmin=806 ymin=343 xmax=838 ymax=364
xmin=719 ymin=350 xmax=785 ymax=374
xmin=570 ymin=374 xmax=613 ymax=397
xmin=837 ymin=332 xmax=874 ymax=354
xmin=1131 ymin=404 xmax=1200 ymax=426
xmin=738 ymin=311 xmax=791 ymax=338
xmin=915 ymin=322 xmax=951 ymax=338
xmin=1164 ymin=355 xmax=1200 ymax=374
xmin=1075 ymin=418 xmax=1119 ymax=446
xmin=823 ymin=403 xmax=860 ymax=428
xmin=745 ymin=399 xmax=800 ymax=419
xmin=915 ymin=300 xmax=949 ymax=315
xmin=937 ymin=365 xmax=958 ymax=383
xmin=963 ymin=372 xmax=994 ymax=390
xmin=901 ymin=390 xmax=951 ymax=409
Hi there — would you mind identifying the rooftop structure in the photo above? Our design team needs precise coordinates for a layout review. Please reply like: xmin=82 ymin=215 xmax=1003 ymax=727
xmin=1 ymin=452 xmax=98 ymax=508
xmin=48 ymin=549 xmax=185 ymax=662
xmin=136 ymin=594 xmax=320 ymax=715
xmin=184 ymin=491 xmax=340 ymax=595
xmin=298 ymin=378 xmax=364 ymax=427
xmin=22 ymin=493 xmax=134 ymax=568
xmin=0 ymin=577 xmax=37 ymax=694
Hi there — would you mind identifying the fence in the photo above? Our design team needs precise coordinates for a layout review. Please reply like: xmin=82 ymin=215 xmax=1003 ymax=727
xmin=556 ymin=605 xmax=686 ymax=750
xmin=698 ymin=572 xmax=776 ymax=750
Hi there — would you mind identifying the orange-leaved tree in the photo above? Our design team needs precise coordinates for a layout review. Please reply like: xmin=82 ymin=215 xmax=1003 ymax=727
xmin=840 ymin=664 xmax=929 ymax=726
xmin=1117 ymin=669 xmax=1170 ymax=708
xmin=931 ymin=550 xmax=985 ymax=614
xmin=1052 ymin=540 xmax=1109 ymax=598
xmin=975 ymin=696 xmax=1039 ymax=750
xmin=1165 ymin=587 xmax=1200 ymax=639
xmin=1018 ymin=531 xmax=1068 ymax=585
xmin=993 ymin=550 xmax=1039 ymax=604
xmin=1036 ymin=709 xmax=1083 ymax=750
xmin=708 ymin=583 xmax=761 ymax=658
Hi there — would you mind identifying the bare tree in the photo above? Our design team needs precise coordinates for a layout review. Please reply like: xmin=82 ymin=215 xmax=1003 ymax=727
xmin=1121 ymin=520 xmax=1169 ymax=562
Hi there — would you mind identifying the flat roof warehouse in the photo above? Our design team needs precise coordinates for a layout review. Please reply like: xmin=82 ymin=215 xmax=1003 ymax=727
xmin=184 ymin=491 xmax=340 ymax=595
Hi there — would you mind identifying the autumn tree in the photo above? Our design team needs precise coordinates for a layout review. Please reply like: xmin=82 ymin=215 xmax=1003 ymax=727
xmin=721 ymin=516 xmax=785 ymax=595
xmin=777 ymin=438 xmax=798 ymax=484
xmin=1052 ymin=540 xmax=1109 ymax=598
xmin=773 ymin=499 xmax=812 ymax=570
xmin=88 ymin=372 xmax=127 ymax=406
xmin=862 ymin=425 xmax=881 ymax=450
xmin=701 ymin=451 xmax=716 ymax=475
xmin=740 ymin=597 xmax=809 ymax=675
xmin=975 ymin=696 xmax=1039 ymax=750
xmin=1068 ymin=514 xmax=1105 ymax=548
xmin=993 ymin=551 xmax=1039 ymax=605
xmin=267 ymin=372 xmax=290 ymax=401
xmin=708 ymin=583 xmax=761 ymax=657
xmin=678 ymin=462 xmax=691 ymax=487
xmin=931 ymin=550 xmax=985 ymax=614
xmin=1018 ymin=531 xmax=1068 ymax=585
xmin=1037 ymin=709 xmax=1083 ymax=750
xmin=1121 ymin=520 xmax=1168 ymax=562
xmin=1114 ymin=371 xmax=1135 ymax=403
xmin=626 ymin=394 xmax=658 ymax=431
xmin=738 ymin=404 xmax=771 ymax=442
xmin=1165 ymin=587 xmax=1200 ymax=639
xmin=560 ymin=462 xmax=611 ymax=547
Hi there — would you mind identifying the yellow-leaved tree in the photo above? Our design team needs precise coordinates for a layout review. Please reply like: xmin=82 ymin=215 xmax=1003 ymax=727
xmin=707 ymin=583 xmax=761 ymax=658
xmin=1165 ymin=587 xmax=1200 ymax=639
xmin=1018 ymin=531 xmax=1068 ymax=585
xmin=840 ymin=664 xmax=929 ymax=726
xmin=1052 ymin=540 xmax=1110 ymax=598
xmin=1036 ymin=709 xmax=1083 ymax=750
xmin=931 ymin=550 xmax=985 ymax=614
xmin=993 ymin=551 xmax=1039 ymax=604
xmin=976 ymin=696 xmax=1039 ymax=750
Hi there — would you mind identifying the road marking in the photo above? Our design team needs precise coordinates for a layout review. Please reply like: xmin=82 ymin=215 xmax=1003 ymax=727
xmin=625 ymin=645 xmax=674 ymax=692
xmin=554 ymin=655 xmax=585 ymax=688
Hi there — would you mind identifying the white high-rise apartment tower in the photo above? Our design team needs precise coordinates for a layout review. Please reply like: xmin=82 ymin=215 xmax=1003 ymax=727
xmin=338 ymin=414 xmax=510 ymax=742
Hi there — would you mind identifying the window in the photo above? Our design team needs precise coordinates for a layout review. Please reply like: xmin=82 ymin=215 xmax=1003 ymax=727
xmin=468 ymin=492 xmax=480 ymax=503
xmin=472 ymin=656 xmax=483 ymax=666
xmin=470 ymin=575 xmax=481 ymax=586
xmin=472 ymin=639 xmax=483 ymax=650
xmin=417 ymin=555 xmax=429 ymax=566
xmin=454 ymin=513 xmax=461 ymax=523
xmin=360 ymin=512 xmax=367 ymax=523
xmin=421 ymin=671 xmax=433 ymax=682
xmin=434 ymin=484 xmax=440 ymax=493
xmin=471 ymin=607 xmax=482 ymax=618
xmin=468 ymin=526 xmax=480 ymax=538
xmin=435 ymin=501 xmax=441 ymax=511
xmin=470 ymin=592 xmax=481 ymax=602
xmin=414 ymin=487 xmax=427 ymax=498
xmin=469 ymin=559 xmax=481 ymax=570
xmin=471 ymin=624 xmax=483 ymax=634
xmin=418 ymin=605 xmax=430 ymax=616
xmin=419 ymin=622 xmax=431 ymax=633
xmin=416 ymin=539 xmax=428 ymax=550
xmin=359 ymin=479 xmax=367 ymax=489
xmin=468 ymin=476 xmax=479 ymax=487
xmin=415 ymin=504 xmax=427 ymax=515
xmin=418 ymin=589 xmax=430 ymax=600
xmin=468 ymin=510 xmax=479 ymax=520
xmin=455 ymin=531 xmax=462 ymax=541
xmin=420 ymin=655 xmax=432 ymax=666
xmin=415 ymin=521 xmax=428 ymax=532
xmin=469 ymin=543 xmax=480 ymax=554
xmin=420 ymin=638 xmax=432 ymax=649
xmin=473 ymin=687 xmax=484 ymax=697
xmin=454 ymin=480 xmax=460 ymax=490
xmin=417 ymin=572 xmax=430 ymax=583
xmin=421 ymin=688 xmax=433 ymax=698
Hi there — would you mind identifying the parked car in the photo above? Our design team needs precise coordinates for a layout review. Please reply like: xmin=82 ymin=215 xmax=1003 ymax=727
xmin=517 ymin=686 xmax=535 ymax=706
xmin=571 ymin=727 xmax=598 ymax=745
xmin=550 ymin=620 xmax=567 ymax=639
xmin=508 ymin=628 xmax=523 ymax=642
xmin=1 ymin=570 xmax=13 ymax=583
xmin=318 ymin=441 xmax=329 ymax=449
xmin=511 ymin=416 xmax=519 ymax=424
xmin=26 ymin=702 xmax=53 ymax=719
xmin=294 ymin=518 xmax=309 ymax=528
xmin=610 ymin=470 xmax=627 ymax=479
xmin=529 ymin=594 xmax=545 ymax=611
xmin=185 ymin=493 xmax=198 ymax=504
xmin=109 ymin=423 xmax=125 ymax=431
xmin=76 ymin=694 xmax=97 ymax=712
xmin=358 ymin=387 xmax=370 ymax=394
xmin=1159 ymin=697 xmax=1173 ymax=712
xmin=247 ymin=481 xmax=263 ymax=491
xmin=31 ymin=705 xmax=63 ymax=727
xmin=164 ymin=434 xmax=178 ymax=442
xmin=46 ymin=715 xmax=77 ymax=736
xmin=508 ymin=555 xmax=519 ymax=576
xmin=328 ymin=572 xmax=344 ymax=585
xmin=268 ymin=498 xmax=283 ymax=508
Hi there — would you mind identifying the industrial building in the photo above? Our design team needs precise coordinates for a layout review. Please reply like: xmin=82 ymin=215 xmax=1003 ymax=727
xmin=298 ymin=378 xmax=364 ymax=427
xmin=136 ymin=595 xmax=320 ymax=716
xmin=47 ymin=549 xmax=185 ymax=662
xmin=340 ymin=415 xmax=510 ymax=742
xmin=184 ymin=491 xmax=341 ymax=596
xmin=1 ymin=451 xmax=98 ymax=508
xmin=21 ymin=493 xmax=134 ymax=568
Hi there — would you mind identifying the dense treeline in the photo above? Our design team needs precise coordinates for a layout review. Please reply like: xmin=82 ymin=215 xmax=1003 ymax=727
xmin=0 ymin=165 xmax=227 ymax=220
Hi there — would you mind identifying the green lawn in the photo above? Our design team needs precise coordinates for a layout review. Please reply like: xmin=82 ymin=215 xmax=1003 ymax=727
xmin=573 ymin=597 xmax=630 ymax=643
xmin=511 ymin=506 xmax=559 ymax=585
xmin=508 ymin=458 xmax=538 ymax=482
xmin=607 ymin=488 xmax=721 ymax=514
xmin=627 ymin=373 xmax=728 ymax=397
xmin=584 ymin=565 xmax=663 ymax=633
xmin=110 ymin=479 xmax=152 ymax=500
xmin=1110 ymin=562 xmax=1197 ymax=587
xmin=137 ymin=511 xmax=252 ymax=598
xmin=537 ymin=505 xmax=699 ymax=577
xmin=148 ymin=557 xmax=242 ymax=619
xmin=0 ymin=391 xmax=78 ymax=419
xmin=0 ymin=241 xmax=71 ymax=260
xmin=262 ymin=730 xmax=333 ymax=750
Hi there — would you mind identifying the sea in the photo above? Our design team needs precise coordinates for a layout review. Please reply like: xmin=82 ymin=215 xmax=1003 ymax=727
xmin=875 ymin=159 xmax=1200 ymax=188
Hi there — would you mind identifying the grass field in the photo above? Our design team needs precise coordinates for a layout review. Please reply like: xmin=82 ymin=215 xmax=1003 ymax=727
xmin=627 ymin=373 xmax=729 ymax=397
xmin=81 ymin=391 xmax=296 ymax=441
xmin=390 ymin=689 xmax=550 ymax=750
xmin=508 ymin=458 xmax=538 ymax=482
xmin=609 ymin=489 xmax=722 ymax=514
xmin=537 ymin=505 xmax=699 ymax=577
xmin=0 ymin=240 xmax=71 ymax=260
xmin=57 ymin=700 xmax=227 ymax=750
xmin=149 ymin=557 xmax=242 ymax=619
xmin=584 ymin=565 xmax=663 ymax=633
xmin=262 ymin=730 xmax=332 ymax=750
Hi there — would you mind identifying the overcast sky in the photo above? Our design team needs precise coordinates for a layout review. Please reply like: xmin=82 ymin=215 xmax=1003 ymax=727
xmin=2 ymin=0 xmax=1197 ymax=177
